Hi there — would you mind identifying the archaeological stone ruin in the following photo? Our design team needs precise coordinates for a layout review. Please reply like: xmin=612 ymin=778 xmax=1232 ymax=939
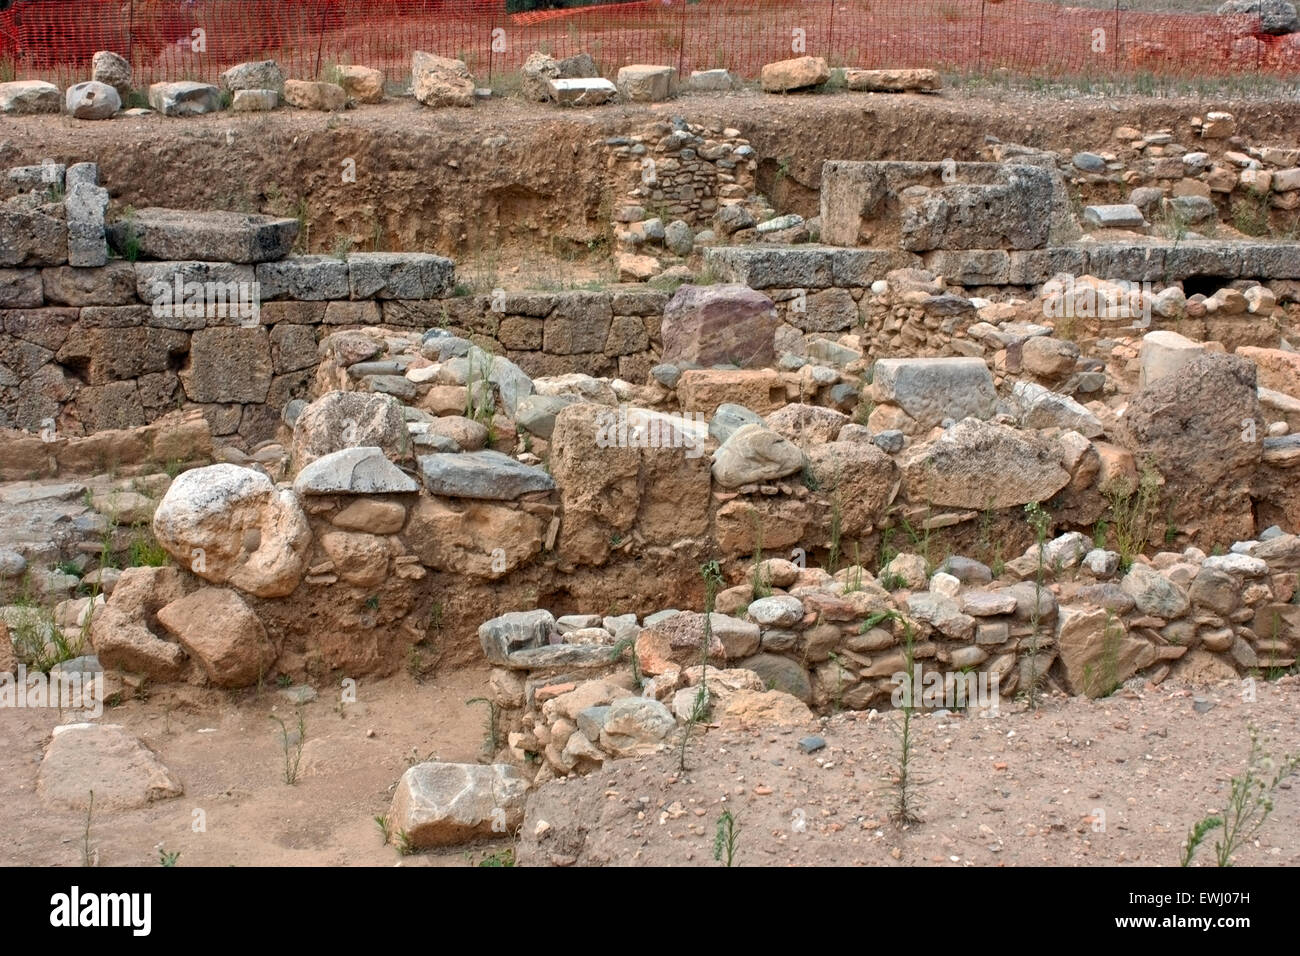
xmin=1 ymin=38 xmax=1298 ymax=872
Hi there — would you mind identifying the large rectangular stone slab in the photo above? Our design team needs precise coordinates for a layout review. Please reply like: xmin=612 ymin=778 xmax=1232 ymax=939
xmin=256 ymin=256 xmax=351 ymax=299
xmin=872 ymin=357 xmax=997 ymax=430
xmin=65 ymin=181 xmax=109 ymax=267
xmin=418 ymin=450 xmax=556 ymax=500
xmin=820 ymin=160 xmax=1057 ymax=251
xmin=0 ymin=206 xmax=67 ymax=266
xmin=703 ymin=246 xmax=834 ymax=289
xmin=347 ymin=252 xmax=454 ymax=299
xmin=1007 ymin=247 xmax=1090 ymax=285
xmin=106 ymin=208 xmax=298 ymax=264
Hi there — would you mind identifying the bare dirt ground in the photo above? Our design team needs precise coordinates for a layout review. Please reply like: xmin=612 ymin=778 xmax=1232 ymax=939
xmin=0 ymin=666 xmax=510 ymax=867
xmin=3 ymin=666 xmax=1295 ymax=867
xmin=518 ymin=675 xmax=1300 ymax=867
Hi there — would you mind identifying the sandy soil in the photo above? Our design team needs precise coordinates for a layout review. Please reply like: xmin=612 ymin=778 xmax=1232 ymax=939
xmin=4 ymin=664 xmax=1295 ymax=867
xmin=0 ymin=666 xmax=509 ymax=867
xmin=518 ymin=674 xmax=1300 ymax=867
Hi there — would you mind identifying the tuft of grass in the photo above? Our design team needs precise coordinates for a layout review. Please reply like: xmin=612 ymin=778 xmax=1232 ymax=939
xmin=679 ymin=560 xmax=723 ymax=773
xmin=374 ymin=814 xmax=392 ymax=844
xmin=713 ymin=809 xmax=741 ymax=866
xmin=466 ymin=696 xmax=501 ymax=758
xmin=127 ymin=525 xmax=168 ymax=567
xmin=82 ymin=790 xmax=96 ymax=866
xmin=157 ymin=846 xmax=180 ymax=867
xmin=270 ymin=709 xmax=307 ymax=785
xmin=750 ymin=513 xmax=770 ymax=600
xmin=1101 ymin=465 xmax=1161 ymax=573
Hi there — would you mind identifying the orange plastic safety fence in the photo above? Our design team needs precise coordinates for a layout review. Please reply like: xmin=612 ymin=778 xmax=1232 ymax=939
xmin=0 ymin=0 xmax=1291 ymax=91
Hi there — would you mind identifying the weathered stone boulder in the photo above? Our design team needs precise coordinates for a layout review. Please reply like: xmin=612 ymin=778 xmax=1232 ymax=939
xmin=408 ymin=496 xmax=544 ymax=579
xmin=156 ymin=587 xmax=275 ymax=687
xmin=283 ymin=79 xmax=347 ymax=111
xmin=418 ymin=450 xmax=555 ymax=500
xmin=760 ymin=56 xmax=830 ymax=92
xmin=871 ymin=357 xmax=996 ymax=432
xmin=152 ymin=464 xmax=311 ymax=598
xmin=292 ymin=446 xmax=419 ymax=495
xmin=220 ymin=60 xmax=285 ymax=94
xmin=1119 ymin=563 xmax=1190 ymax=619
xmin=844 ymin=68 xmax=941 ymax=92
xmin=661 ymin=284 xmax=778 ymax=368
xmin=599 ymin=697 xmax=676 ymax=756
xmin=91 ymin=51 xmax=132 ymax=97
xmin=766 ymin=404 xmax=849 ymax=446
xmin=902 ymin=419 xmax=1070 ymax=509
xmin=148 ymin=81 xmax=222 ymax=116
xmin=89 ymin=566 xmax=189 ymax=680
xmin=412 ymin=52 xmax=475 ymax=107
xmin=0 ymin=80 xmax=61 ymax=114
xmin=388 ymin=762 xmax=528 ymax=847
xmin=1055 ymin=605 xmax=1155 ymax=697
xmin=106 ymin=208 xmax=298 ymax=263
xmin=547 ymin=77 xmax=617 ymax=106
xmin=1122 ymin=353 xmax=1261 ymax=545
xmin=805 ymin=440 xmax=899 ymax=535
xmin=292 ymin=391 xmax=409 ymax=469
xmin=616 ymin=64 xmax=677 ymax=101
xmin=335 ymin=65 xmax=385 ymax=103
xmin=712 ymin=424 xmax=805 ymax=488
xmin=65 ymin=81 xmax=119 ymax=120
xmin=1139 ymin=330 xmax=1205 ymax=388
xmin=37 ymin=723 xmax=183 ymax=811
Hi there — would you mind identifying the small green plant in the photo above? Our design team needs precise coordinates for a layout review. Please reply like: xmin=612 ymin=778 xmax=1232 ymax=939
xmin=364 ymin=594 xmax=380 ymax=611
xmin=826 ymin=499 xmax=843 ymax=575
xmin=331 ymin=235 xmax=353 ymax=260
xmin=679 ymin=561 xmax=724 ymax=773
xmin=119 ymin=212 xmax=141 ymax=263
xmin=865 ymin=609 xmax=923 ymax=827
xmin=466 ymin=696 xmax=501 ymax=757
xmin=82 ymin=790 xmax=96 ymax=866
xmin=127 ymin=525 xmax=168 ymax=567
xmin=1180 ymin=726 xmax=1300 ymax=867
xmin=374 ymin=814 xmax=392 ymax=844
xmin=713 ymin=809 xmax=741 ymax=866
xmin=396 ymin=830 xmax=416 ymax=856
xmin=464 ymin=347 xmax=497 ymax=435
xmin=843 ymin=543 xmax=865 ymax=594
xmin=270 ymin=710 xmax=307 ymax=785
xmin=477 ymin=847 xmax=515 ymax=867
xmin=609 ymin=636 xmax=643 ymax=689
xmin=157 ymin=846 xmax=180 ymax=867
xmin=1022 ymin=501 xmax=1052 ymax=710
xmin=1101 ymin=466 xmax=1162 ymax=572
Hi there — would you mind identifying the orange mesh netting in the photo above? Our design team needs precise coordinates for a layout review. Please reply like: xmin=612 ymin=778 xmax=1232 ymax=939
xmin=1 ymin=0 xmax=1293 ymax=89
